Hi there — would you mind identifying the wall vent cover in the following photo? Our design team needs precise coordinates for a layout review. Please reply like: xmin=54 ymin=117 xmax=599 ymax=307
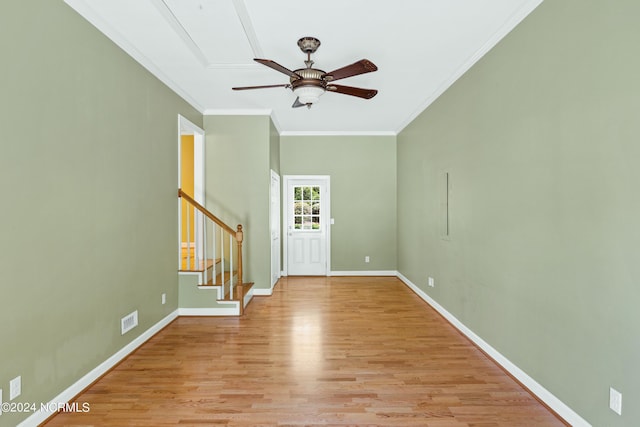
xmin=121 ymin=310 xmax=138 ymax=335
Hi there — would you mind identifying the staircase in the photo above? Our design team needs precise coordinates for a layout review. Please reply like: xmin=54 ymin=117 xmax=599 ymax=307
xmin=178 ymin=189 xmax=253 ymax=315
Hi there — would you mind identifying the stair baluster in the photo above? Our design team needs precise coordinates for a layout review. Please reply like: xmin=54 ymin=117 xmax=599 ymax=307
xmin=212 ymin=221 xmax=217 ymax=285
xmin=220 ymin=221 xmax=225 ymax=298
xmin=203 ymin=217 xmax=208 ymax=285
xmin=186 ymin=202 xmax=192 ymax=270
xmin=229 ymin=234 xmax=234 ymax=300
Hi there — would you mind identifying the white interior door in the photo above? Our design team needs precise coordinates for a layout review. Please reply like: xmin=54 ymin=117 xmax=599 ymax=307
xmin=285 ymin=176 xmax=330 ymax=276
xmin=270 ymin=170 xmax=281 ymax=287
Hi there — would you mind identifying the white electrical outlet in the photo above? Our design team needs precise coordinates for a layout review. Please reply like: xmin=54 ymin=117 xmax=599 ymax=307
xmin=610 ymin=387 xmax=622 ymax=415
xmin=365 ymin=256 xmax=370 ymax=263
xmin=9 ymin=376 xmax=21 ymax=400
xmin=161 ymin=293 xmax=166 ymax=305
xmin=428 ymin=277 xmax=435 ymax=287
xmin=0 ymin=388 xmax=3 ymax=416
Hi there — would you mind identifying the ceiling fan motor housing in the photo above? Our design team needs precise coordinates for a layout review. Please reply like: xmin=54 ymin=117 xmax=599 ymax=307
xmin=290 ymin=68 xmax=325 ymax=86
xmin=291 ymin=68 xmax=326 ymax=104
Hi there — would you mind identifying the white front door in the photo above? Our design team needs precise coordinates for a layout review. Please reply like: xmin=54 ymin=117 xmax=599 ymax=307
xmin=270 ymin=170 xmax=281 ymax=287
xmin=285 ymin=176 xmax=330 ymax=276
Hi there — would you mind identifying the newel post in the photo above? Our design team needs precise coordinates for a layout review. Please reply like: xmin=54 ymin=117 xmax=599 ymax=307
xmin=236 ymin=224 xmax=244 ymax=284
xmin=236 ymin=224 xmax=244 ymax=314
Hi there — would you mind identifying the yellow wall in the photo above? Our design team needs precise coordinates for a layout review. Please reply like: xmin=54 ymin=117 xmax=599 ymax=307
xmin=181 ymin=135 xmax=194 ymax=243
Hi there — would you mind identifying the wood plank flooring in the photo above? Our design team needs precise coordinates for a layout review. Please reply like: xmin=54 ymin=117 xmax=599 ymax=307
xmin=45 ymin=276 xmax=567 ymax=426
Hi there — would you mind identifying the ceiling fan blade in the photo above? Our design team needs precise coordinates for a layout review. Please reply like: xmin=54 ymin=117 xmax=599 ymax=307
xmin=232 ymin=84 xmax=290 ymax=91
xmin=292 ymin=97 xmax=307 ymax=108
xmin=327 ymin=84 xmax=378 ymax=99
xmin=323 ymin=59 xmax=378 ymax=82
xmin=254 ymin=59 xmax=301 ymax=79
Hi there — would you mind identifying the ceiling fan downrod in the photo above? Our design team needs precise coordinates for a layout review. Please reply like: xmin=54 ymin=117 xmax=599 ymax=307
xmin=298 ymin=36 xmax=320 ymax=68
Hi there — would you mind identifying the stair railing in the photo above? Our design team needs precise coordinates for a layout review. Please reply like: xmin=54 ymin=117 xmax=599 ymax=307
xmin=178 ymin=189 xmax=245 ymax=312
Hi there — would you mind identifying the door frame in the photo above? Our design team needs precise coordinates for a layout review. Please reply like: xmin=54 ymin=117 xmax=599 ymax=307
xmin=270 ymin=170 xmax=281 ymax=289
xmin=177 ymin=115 xmax=205 ymax=261
xmin=282 ymin=175 xmax=331 ymax=277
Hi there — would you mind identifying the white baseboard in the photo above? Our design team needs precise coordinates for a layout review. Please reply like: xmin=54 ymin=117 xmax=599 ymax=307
xmin=395 ymin=272 xmax=590 ymax=427
xmin=253 ymin=288 xmax=273 ymax=296
xmin=18 ymin=310 xmax=180 ymax=427
xmin=331 ymin=270 xmax=398 ymax=276
xmin=178 ymin=306 xmax=239 ymax=316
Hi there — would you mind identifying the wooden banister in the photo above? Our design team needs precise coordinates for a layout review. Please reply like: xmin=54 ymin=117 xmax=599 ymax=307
xmin=179 ymin=189 xmax=246 ymax=313
xmin=178 ymin=189 xmax=236 ymax=236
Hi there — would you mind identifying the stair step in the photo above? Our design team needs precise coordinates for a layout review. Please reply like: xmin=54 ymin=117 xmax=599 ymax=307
xmin=241 ymin=282 xmax=254 ymax=300
xmin=179 ymin=257 xmax=220 ymax=273
xmin=219 ymin=282 xmax=254 ymax=303
xmin=200 ymin=270 xmax=235 ymax=288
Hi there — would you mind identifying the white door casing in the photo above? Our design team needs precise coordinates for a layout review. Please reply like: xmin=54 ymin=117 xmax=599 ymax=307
xmin=270 ymin=170 xmax=281 ymax=288
xmin=283 ymin=176 xmax=330 ymax=276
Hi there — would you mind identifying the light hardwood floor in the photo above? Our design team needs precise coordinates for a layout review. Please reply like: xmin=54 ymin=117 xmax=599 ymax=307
xmin=45 ymin=276 xmax=567 ymax=426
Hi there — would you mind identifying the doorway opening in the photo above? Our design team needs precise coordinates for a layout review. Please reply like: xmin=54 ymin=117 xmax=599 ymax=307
xmin=178 ymin=115 xmax=205 ymax=267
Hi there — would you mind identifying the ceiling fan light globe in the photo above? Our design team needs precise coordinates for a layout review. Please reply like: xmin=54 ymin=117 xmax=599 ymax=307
xmin=293 ymin=85 xmax=325 ymax=105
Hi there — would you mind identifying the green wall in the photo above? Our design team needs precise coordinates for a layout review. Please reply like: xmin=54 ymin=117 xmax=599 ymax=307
xmin=397 ymin=0 xmax=640 ymax=425
xmin=269 ymin=119 xmax=281 ymax=174
xmin=281 ymin=136 xmax=397 ymax=272
xmin=203 ymin=115 xmax=273 ymax=291
xmin=0 ymin=1 xmax=201 ymax=425
xmin=2 ymin=0 xmax=634 ymax=425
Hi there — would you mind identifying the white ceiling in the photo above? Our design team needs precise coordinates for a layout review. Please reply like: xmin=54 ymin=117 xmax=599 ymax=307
xmin=64 ymin=0 xmax=543 ymax=135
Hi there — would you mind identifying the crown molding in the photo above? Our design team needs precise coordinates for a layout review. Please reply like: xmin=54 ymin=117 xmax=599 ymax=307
xmin=64 ymin=0 xmax=206 ymax=114
xmin=203 ymin=109 xmax=272 ymax=116
xmin=269 ymin=113 xmax=282 ymax=134
xmin=395 ymin=0 xmax=544 ymax=134
xmin=280 ymin=131 xmax=397 ymax=137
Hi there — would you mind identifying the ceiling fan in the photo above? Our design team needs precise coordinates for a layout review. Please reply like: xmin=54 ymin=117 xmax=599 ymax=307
xmin=232 ymin=37 xmax=378 ymax=109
